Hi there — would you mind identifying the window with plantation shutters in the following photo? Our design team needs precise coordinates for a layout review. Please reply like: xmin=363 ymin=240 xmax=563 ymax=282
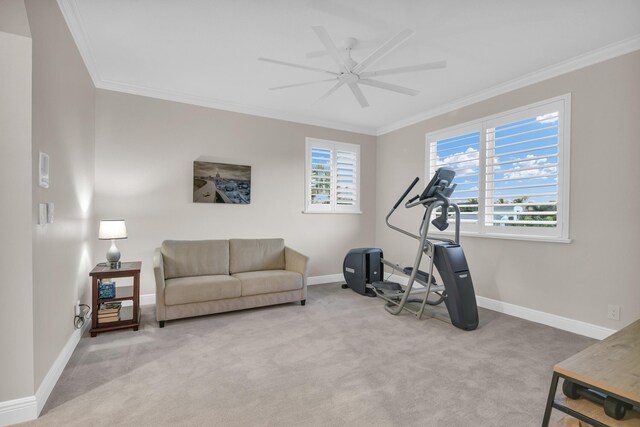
xmin=305 ymin=138 xmax=360 ymax=213
xmin=426 ymin=95 xmax=570 ymax=241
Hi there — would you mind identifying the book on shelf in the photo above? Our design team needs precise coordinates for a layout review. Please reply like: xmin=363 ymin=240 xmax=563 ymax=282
xmin=98 ymin=315 xmax=119 ymax=324
xmin=98 ymin=301 xmax=121 ymax=315
xmin=98 ymin=313 xmax=119 ymax=319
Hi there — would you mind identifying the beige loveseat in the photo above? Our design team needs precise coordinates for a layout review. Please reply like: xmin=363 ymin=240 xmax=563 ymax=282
xmin=153 ymin=238 xmax=308 ymax=327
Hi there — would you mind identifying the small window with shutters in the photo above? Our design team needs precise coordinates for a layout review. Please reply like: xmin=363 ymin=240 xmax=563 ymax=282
xmin=305 ymin=138 xmax=360 ymax=213
xmin=426 ymin=95 xmax=570 ymax=241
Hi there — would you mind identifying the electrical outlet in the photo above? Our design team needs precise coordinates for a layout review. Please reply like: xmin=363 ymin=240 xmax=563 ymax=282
xmin=607 ymin=304 xmax=620 ymax=321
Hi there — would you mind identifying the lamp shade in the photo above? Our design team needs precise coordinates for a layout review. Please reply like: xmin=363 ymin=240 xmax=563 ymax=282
xmin=98 ymin=219 xmax=127 ymax=240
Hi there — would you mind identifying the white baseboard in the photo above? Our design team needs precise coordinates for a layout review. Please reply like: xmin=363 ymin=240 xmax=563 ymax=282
xmin=0 ymin=396 xmax=37 ymax=427
xmin=34 ymin=320 xmax=90 ymax=415
xmin=0 ymin=320 xmax=89 ymax=426
xmin=475 ymin=296 xmax=615 ymax=340
xmin=140 ymin=293 xmax=155 ymax=306
xmin=307 ymin=274 xmax=344 ymax=286
xmin=368 ymin=273 xmax=615 ymax=340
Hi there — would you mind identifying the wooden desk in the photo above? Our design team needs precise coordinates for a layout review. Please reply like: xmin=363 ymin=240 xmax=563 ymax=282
xmin=89 ymin=262 xmax=141 ymax=337
xmin=542 ymin=319 xmax=640 ymax=426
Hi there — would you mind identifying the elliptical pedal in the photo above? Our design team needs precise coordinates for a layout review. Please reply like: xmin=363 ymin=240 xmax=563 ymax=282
xmin=403 ymin=267 xmax=445 ymax=306
xmin=371 ymin=280 xmax=403 ymax=297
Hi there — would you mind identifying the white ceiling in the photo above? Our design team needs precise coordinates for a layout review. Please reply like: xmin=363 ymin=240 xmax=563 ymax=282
xmin=59 ymin=0 xmax=640 ymax=135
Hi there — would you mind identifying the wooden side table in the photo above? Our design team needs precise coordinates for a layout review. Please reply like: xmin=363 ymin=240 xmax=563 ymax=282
xmin=89 ymin=261 xmax=141 ymax=337
xmin=542 ymin=319 xmax=640 ymax=426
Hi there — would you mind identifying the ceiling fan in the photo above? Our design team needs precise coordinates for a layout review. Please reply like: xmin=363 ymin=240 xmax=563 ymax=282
xmin=258 ymin=26 xmax=446 ymax=108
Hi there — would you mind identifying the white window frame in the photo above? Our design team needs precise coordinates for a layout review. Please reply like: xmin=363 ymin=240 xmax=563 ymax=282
xmin=304 ymin=137 xmax=361 ymax=214
xmin=425 ymin=94 xmax=571 ymax=242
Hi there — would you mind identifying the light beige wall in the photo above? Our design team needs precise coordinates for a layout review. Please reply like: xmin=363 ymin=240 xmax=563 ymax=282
xmin=94 ymin=90 xmax=377 ymax=295
xmin=0 ymin=0 xmax=31 ymax=37
xmin=376 ymin=51 xmax=640 ymax=330
xmin=0 ymin=29 xmax=34 ymax=401
xmin=25 ymin=0 xmax=96 ymax=388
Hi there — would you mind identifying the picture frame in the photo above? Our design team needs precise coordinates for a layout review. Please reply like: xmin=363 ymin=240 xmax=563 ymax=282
xmin=193 ymin=161 xmax=251 ymax=204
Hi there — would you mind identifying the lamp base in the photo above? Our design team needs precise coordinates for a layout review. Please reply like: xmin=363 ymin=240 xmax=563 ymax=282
xmin=106 ymin=239 xmax=122 ymax=269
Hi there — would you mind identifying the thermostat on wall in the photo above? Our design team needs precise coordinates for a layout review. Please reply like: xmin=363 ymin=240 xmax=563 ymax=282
xmin=39 ymin=152 xmax=49 ymax=188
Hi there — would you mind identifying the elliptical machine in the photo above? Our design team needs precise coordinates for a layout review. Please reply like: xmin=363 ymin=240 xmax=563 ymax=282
xmin=343 ymin=167 xmax=479 ymax=331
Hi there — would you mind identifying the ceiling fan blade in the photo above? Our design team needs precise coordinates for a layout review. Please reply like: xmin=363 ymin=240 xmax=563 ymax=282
xmin=348 ymin=83 xmax=369 ymax=108
xmin=258 ymin=57 xmax=338 ymax=76
xmin=269 ymin=78 xmax=336 ymax=90
xmin=358 ymin=79 xmax=419 ymax=96
xmin=352 ymin=29 xmax=415 ymax=74
xmin=311 ymin=26 xmax=349 ymax=72
xmin=317 ymin=81 xmax=345 ymax=101
xmin=360 ymin=60 xmax=447 ymax=78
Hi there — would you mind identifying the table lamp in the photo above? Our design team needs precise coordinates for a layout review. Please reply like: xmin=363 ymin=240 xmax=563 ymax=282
xmin=98 ymin=219 xmax=127 ymax=268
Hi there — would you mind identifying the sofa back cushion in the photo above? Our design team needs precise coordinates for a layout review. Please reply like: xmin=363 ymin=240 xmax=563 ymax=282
xmin=229 ymin=238 xmax=285 ymax=274
xmin=162 ymin=240 xmax=229 ymax=279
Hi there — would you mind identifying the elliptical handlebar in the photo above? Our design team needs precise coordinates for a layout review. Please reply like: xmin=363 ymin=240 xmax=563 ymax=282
xmin=393 ymin=177 xmax=420 ymax=209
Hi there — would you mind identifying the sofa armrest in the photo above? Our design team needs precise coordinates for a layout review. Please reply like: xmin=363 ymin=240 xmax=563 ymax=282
xmin=285 ymin=246 xmax=309 ymax=283
xmin=153 ymin=248 xmax=167 ymax=321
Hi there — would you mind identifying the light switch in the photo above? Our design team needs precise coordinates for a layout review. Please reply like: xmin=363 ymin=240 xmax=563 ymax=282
xmin=39 ymin=152 xmax=49 ymax=188
xmin=47 ymin=202 xmax=54 ymax=223
xmin=38 ymin=203 xmax=47 ymax=224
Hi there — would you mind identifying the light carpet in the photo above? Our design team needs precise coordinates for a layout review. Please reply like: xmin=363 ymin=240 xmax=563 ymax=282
xmin=21 ymin=283 xmax=593 ymax=426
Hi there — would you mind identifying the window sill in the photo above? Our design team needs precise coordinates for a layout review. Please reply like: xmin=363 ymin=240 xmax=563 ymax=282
xmin=302 ymin=210 xmax=363 ymax=215
xmin=430 ymin=230 xmax=572 ymax=244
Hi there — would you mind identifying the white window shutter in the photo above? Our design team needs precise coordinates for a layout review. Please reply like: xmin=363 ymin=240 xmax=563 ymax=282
xmin=484 ymin=111 xmax=560 ymax=233
xmin=335 ymin=148 xmax=358 ymax=210
xmin=309 ymin=146 xmax=332 ymax=207
xmin=305 ymin=138 xmax=360 ymax=213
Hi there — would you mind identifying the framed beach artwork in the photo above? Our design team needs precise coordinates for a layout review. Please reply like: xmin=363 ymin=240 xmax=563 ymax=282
xmin=193 ymin=161 xmax=251 ymax=204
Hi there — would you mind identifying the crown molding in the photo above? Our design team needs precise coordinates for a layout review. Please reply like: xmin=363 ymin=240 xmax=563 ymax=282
xmin=376 ymin=35 xmax=640 ymax=136
xmin=57 ymin=0 xmax=101 ymax=86
xmin=58 ymin=0 xmax=639 ymax=138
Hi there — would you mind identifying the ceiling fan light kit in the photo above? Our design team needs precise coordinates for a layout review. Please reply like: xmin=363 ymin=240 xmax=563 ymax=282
xmin=259 ymin=26 xmax=446 ymax=108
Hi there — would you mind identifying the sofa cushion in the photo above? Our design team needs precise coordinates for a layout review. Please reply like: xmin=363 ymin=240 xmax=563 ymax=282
xmin=162 ymin=240 xmax=229 ymax=279
xmin=233 ymin=270 xmax=302 ymax=296
xmin=229 ymin=238 xmax=285 ymax=274
xmin=165 ymin=275 xmax=241 ymax=305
